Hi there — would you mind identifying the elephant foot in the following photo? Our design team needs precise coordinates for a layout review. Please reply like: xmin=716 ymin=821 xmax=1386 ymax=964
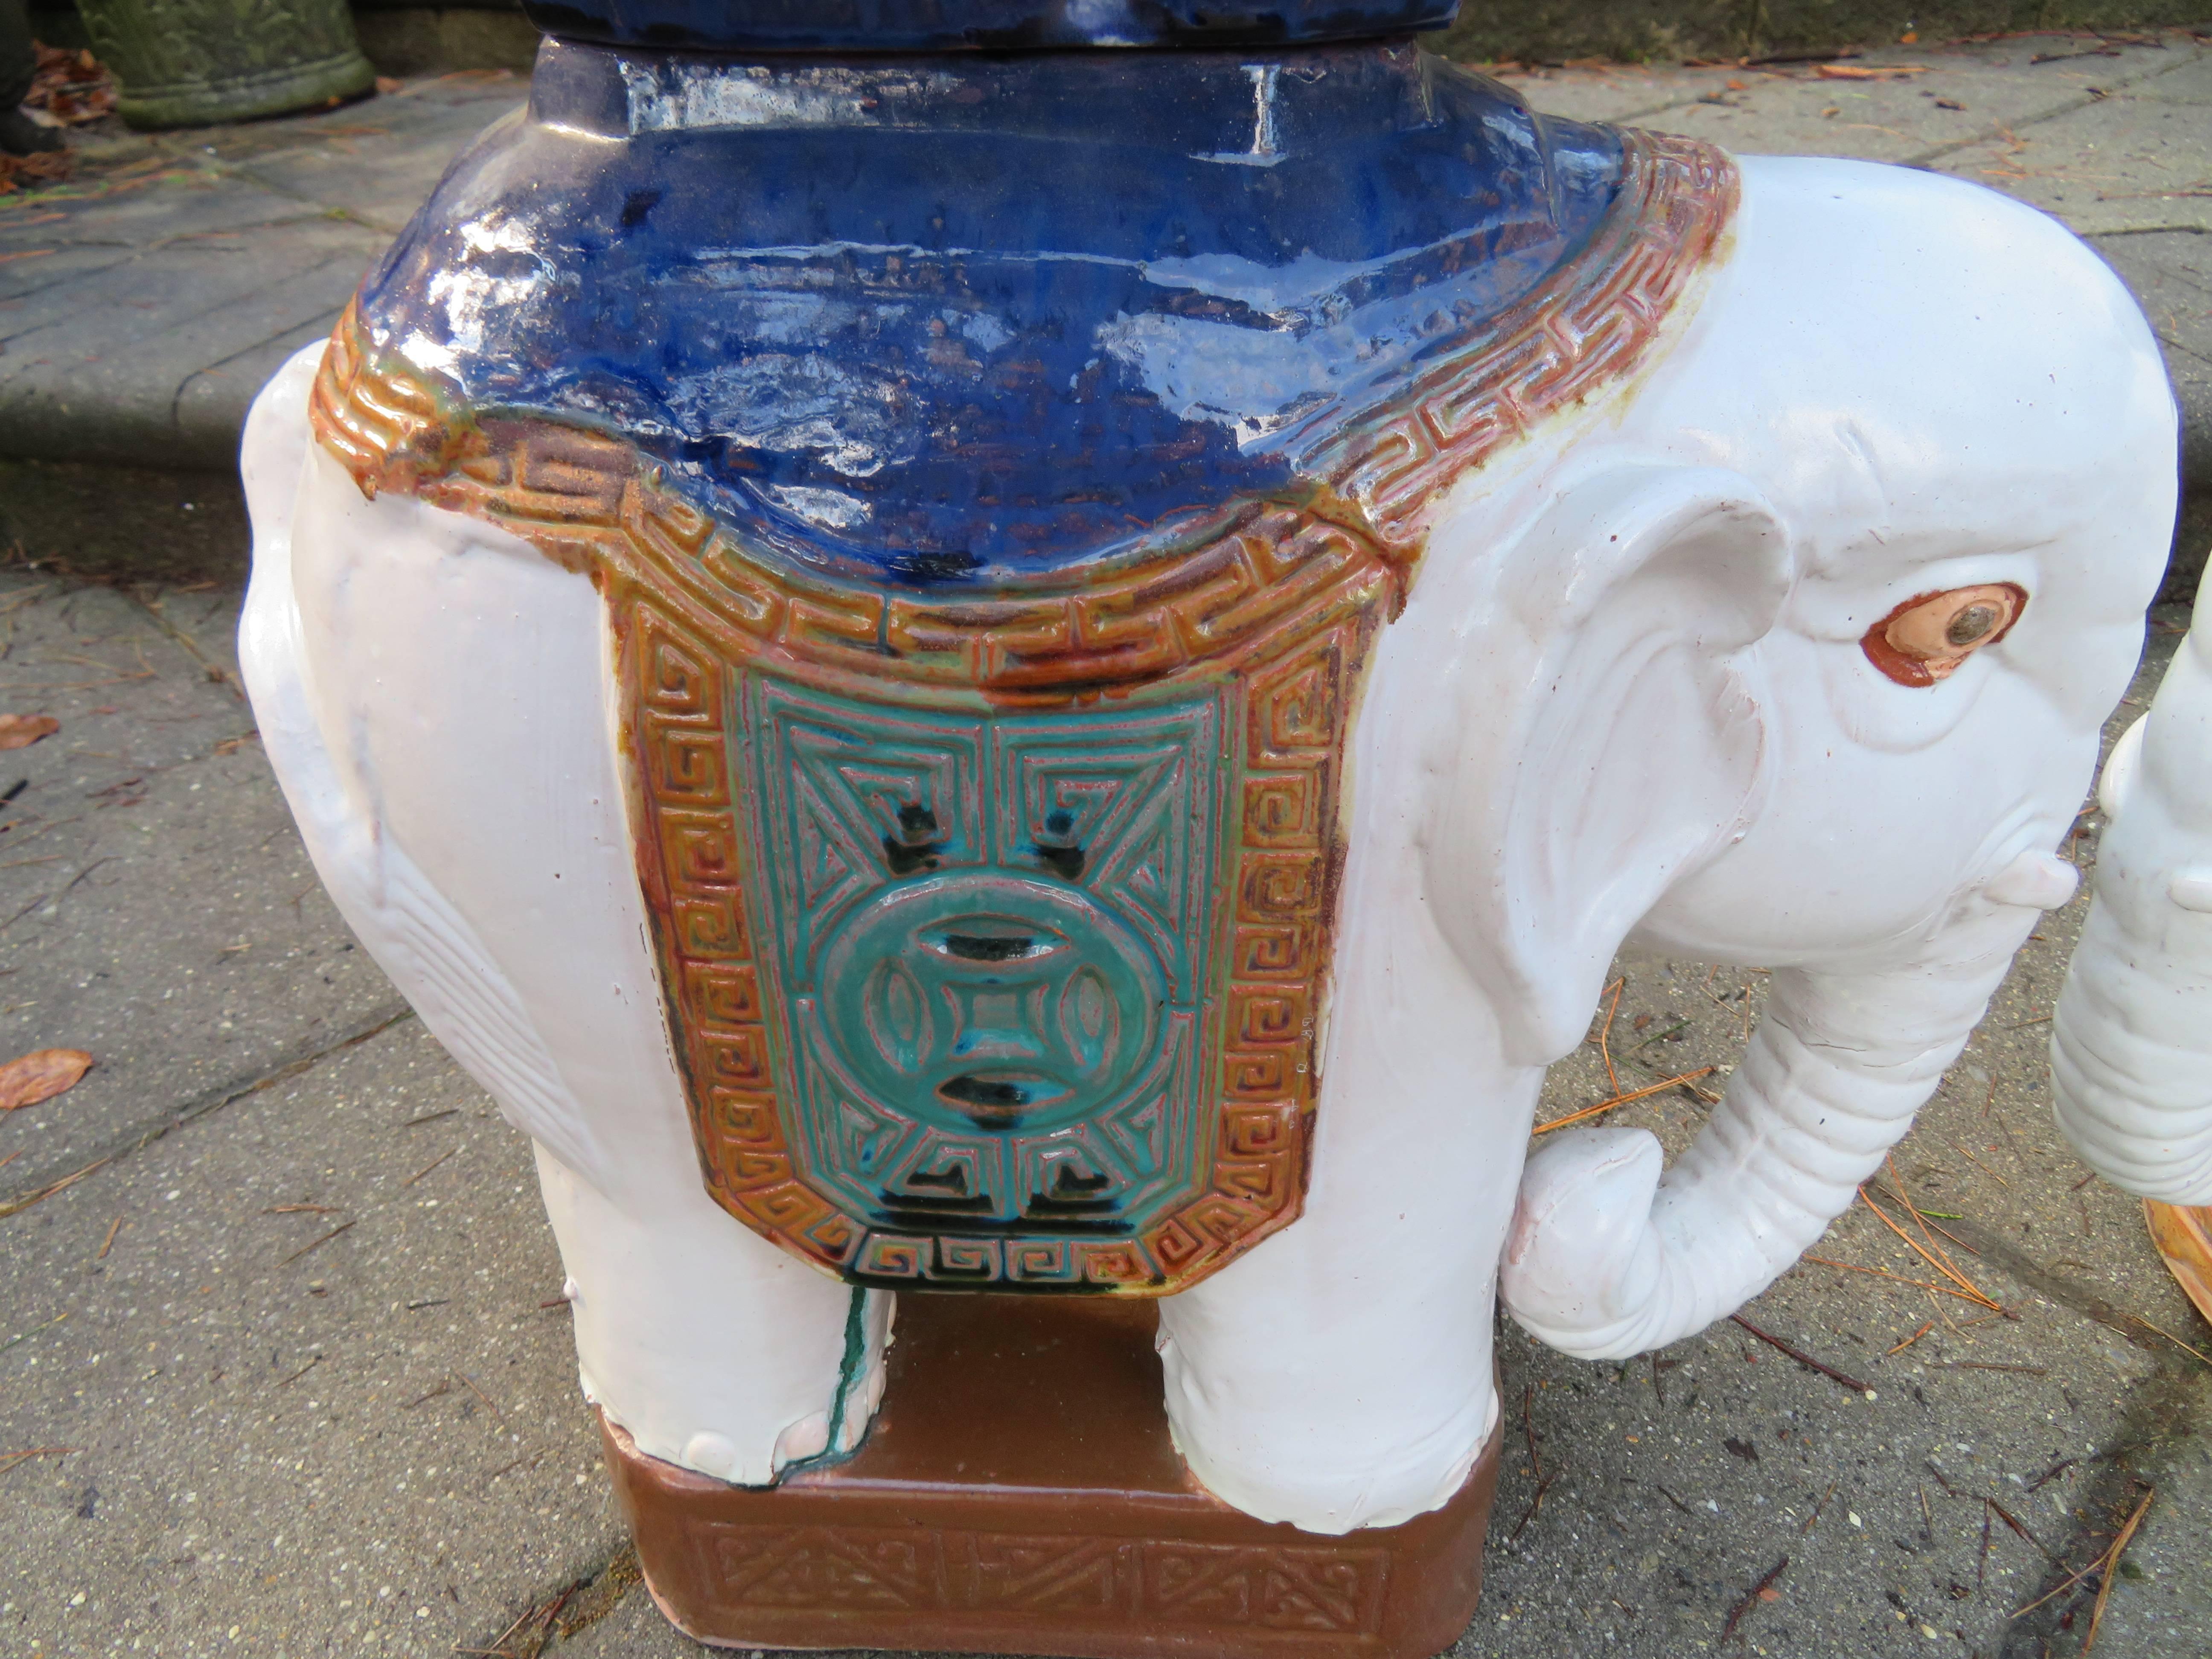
xmin=640 ymin=1310 xmax=893 ymax=1484
xmin=1164 ymin=1398 xmax=1494 ymax=1537
xmin=580 ymin=1286 xmax=893 ymax=1487
xmin=1155 ymin=1319 xmax=1501 ymax=1535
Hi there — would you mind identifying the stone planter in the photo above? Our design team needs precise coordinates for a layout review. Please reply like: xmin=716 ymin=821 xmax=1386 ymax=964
xmin=76 ymin=0 xmax=373 ymax=128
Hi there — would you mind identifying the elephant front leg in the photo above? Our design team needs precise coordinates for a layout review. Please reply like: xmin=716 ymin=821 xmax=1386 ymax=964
xmin=1500 ymin=909 xmax=2043 ymax=1359
xmin=536 ymin=1147 xmax=893 ymax=1484
xmin=1154 ymin=1026 xmax=1536 ymax=1534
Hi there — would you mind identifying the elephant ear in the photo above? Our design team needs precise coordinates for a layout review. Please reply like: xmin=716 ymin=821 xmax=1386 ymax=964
xmin=1431 ymin=466 xmax=1791 ymax=1066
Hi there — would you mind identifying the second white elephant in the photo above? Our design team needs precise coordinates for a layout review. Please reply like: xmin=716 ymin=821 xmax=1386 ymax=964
xmin=2053 ymin=581 xmax=2212 ymax=1205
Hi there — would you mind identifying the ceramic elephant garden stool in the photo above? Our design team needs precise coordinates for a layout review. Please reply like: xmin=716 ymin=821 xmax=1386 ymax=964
xmin=236 ymin=0 xmax=2181 ymax=1652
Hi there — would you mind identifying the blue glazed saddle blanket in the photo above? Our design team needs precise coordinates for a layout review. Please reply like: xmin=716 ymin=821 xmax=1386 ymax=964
xmin=350 ymin=39 xmax=1625 ymax=586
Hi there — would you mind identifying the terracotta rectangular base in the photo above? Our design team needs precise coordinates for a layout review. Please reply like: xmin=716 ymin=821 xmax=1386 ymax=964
xmin=601 ymin=1294 xmax=1502 ymax=1659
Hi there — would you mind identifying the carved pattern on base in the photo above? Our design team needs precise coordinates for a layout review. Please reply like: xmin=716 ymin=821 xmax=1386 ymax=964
xmin=691 ymin=1522 xmax=1391 ymax=1636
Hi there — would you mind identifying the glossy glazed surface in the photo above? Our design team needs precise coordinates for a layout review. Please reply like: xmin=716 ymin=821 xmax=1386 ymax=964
xmin=518 ymin=0 xmax=1458 ymax=54
xmin=601 ymin=1295 xmax=1501 ymax=1659
xmin=313 ymin=112 xmax=1723 ymax=1296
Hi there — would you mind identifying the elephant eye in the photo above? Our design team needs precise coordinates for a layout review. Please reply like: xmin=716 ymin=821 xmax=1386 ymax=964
xmin=1863 ymin=583 xmax=2027 ymax=687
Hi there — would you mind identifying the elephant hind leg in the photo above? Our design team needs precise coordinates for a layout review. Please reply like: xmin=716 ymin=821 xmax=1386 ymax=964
xmin=1153 ymin=1032 xmax=1530 ymax=1534
xmin=1502 ymin=913 xmax=2034 ymax=1359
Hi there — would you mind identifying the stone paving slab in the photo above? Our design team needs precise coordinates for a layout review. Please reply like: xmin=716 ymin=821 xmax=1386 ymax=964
xmin=1496 ymin=33 xmax=2212 ymax=227
xmin=2093 ymin=232 xmax=2212 ymax=506
xmin=0 ymin=1017 xmax=622 ymax=1657
xmin=1922 ymin=50 xmax=2212 ymax=234
xmin=1420 ymin=4 xmax=2212 ymax=72
xmin=1499 ymin=30 xmax=2198 ymax=157
xmin=0 ymin=558 xmax=2206 ymax=1657
xmin=0 ymin=576 xmax=400 ymax=1211
xmin=0 ymin=73 xmax=524 ymax=470
xmin=1 ymin=218 xmax=390 ymax=468
xmin=201 ymin=107 xmax=518 ymax=235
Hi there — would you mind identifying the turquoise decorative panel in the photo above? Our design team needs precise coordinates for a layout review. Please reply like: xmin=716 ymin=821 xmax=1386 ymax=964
xmin=738 ymin=675 xmax=1235 ymax=1249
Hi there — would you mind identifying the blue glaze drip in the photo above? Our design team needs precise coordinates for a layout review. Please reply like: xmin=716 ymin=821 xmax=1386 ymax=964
xmin=353 ymin=40 xmax=1624 ymax=586
xmin=517 ymin=0 xmax=1461 ymax=54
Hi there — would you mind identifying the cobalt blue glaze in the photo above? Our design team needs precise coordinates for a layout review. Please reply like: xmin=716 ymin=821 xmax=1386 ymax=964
xmin=353 ymin=39 xmax=1625 ymax=586
xmin=517 ymin=0 xmax=1460 ymax=53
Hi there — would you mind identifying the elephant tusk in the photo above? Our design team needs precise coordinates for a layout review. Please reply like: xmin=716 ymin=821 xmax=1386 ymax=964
xmin=2097 ymin=713 xmax=2148 ymax=821
xmin=1983 ymin=851 xmax=2078 ymax=911
xmin=2171 ymin=870 xmax=2212 ymax=914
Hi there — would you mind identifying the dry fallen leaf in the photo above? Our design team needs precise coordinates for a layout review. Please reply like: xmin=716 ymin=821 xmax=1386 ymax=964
xmin=28 ymin=41 xmax=116 ymax=124
xmin=0 ymin=148 xmax=72 ymax=195
xmin=2145 ymin=1199 xmax=2212 ymax=1327
xmin=374 ymin=75 xmax=403 ymax=94
xmin=0 ymin=713 xmax=58 ymax=750
xmin=0 ymin=1048 xmax=93 ymax=1111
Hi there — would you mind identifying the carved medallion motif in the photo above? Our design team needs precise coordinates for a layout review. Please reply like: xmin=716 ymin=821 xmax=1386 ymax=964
xmin=309 ymin=128 xmax=1738 ymax=1293
xmin=747 ymin=685 xmax=1224 ymax=1242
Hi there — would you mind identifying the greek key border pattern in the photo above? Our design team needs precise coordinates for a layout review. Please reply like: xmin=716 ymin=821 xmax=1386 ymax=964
xmin=611 ymin=535 xmax=1393 ymax=1291
xmin=314 ymin=128 xmax=1737 ymax=618
xmin=1298 ymin=130 xmax=1737 ymax=550
xmin=296 ymin=388 xmax=1400 ymax=1288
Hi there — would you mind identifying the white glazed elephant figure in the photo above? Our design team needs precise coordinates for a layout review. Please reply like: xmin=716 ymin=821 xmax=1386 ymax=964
xmin=2052 ymin=584 xmax=2212 ymax=1204
xmin=239 ymin=147 xmax=2175 ymax=1540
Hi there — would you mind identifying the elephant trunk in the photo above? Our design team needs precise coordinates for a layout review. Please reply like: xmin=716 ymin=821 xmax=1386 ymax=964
xmin=1501 ymin=934 xmax=2026 ymax=1359
xmin=2052 ymin=602 xmax=2212 ymax=1205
